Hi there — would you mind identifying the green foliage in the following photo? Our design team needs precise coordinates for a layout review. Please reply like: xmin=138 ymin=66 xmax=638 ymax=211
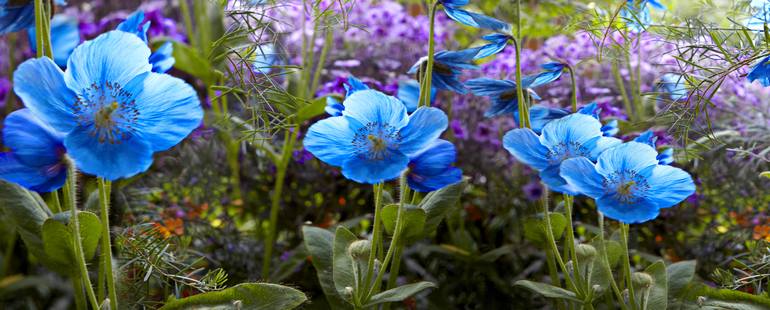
xmin=514 ymin=280 xmax=583 ymax=303
xmin=363 ymin=281 xmax=437 ymax=307
xmin=332 ymin=226 xmax=358 ymax=302
xmin=159 ymin=283 xmax=307 ymax=310
xmin=419 ymin=181 xmax=465 ymax=236
xmin=171 ymin=41 xmax=223 ymax=86
xmin=41 ymin=211 xmax=102 ymax=275
xmin=302 ymin=226 xmax=351 ymax=309
xmin=642 ymin=261 xmax=668 ymax=310
xmin=523 ymin=213 xmax=568 ymax=244
xmin=382 ymin=204 xmax=427 ymax=241
xmin=0 ymin=181 xmax=50 ymax=261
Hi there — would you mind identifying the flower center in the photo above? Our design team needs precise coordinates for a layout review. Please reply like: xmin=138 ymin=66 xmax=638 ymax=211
xmin=546 ymin=141 xmax=589 ymax=165
xmin=74 ymin=81 xmax=139 ymax=145
xmin=602 ymin=170 xmax=650 ymax=204
xmin=352 ymin=122 xmax=401 ymax=161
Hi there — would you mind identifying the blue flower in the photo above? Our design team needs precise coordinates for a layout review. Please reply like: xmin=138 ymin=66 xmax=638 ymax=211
xmin=560 ymin=141 xmax=695 ymax=223
xmin=304 ymin=89 xmax=448 ymax=184
xmin=659 ymin=73 xmax=688 ymax=101
xmin=620 ymin=0 xmax=665 ymax=32
xmin=634 ymin=130 xmax=675 ymax=165
xmin=527 ymin=106 xmax=569 ymax=133
xmin=439 ymin=0 xmax=511 ymax=32
xmin=747 ymin=0 xmax=770 ymax=32
xmin=323 ymin=76 xmax=370 ymax=116
xmin=0 ymin=1 xmax=34 ymax=34
xmin=466 ymin=78 xmax=539 ymax=117
xmin=407 ymin=139 xmax=462 ymax=192
xmin=525 ymin=62 xmax=566 ymax=88
xmin=748 ymin=55 xmax=770 ymax=87
xmin=397 ymin=79 xmax=435 ymax=113
xmin=0 ymin=108 xmax=67 ymax=192
xmin=251 ymin=43 xmax=276 ymax=75
xmin=408 ymin=47 xmax=480 ymax=94
xmin=116 ymin=10 xmax=175 ymax=73
xmin=502 ymin=113 xmax=621 ymax=194
xmin=13 ymin=30 xmax=203 ymax=180
xmin=602 ymin=119 xmax=619 ymax=137
xmin=28 ymin=14 xmax=80 ymax=67
xmin=475 ymin=33 xmax=511 ymax=59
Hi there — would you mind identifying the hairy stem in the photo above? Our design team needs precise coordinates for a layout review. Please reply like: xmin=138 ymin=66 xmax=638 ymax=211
xmin=99 ymin=178 xmax=117 ymax=309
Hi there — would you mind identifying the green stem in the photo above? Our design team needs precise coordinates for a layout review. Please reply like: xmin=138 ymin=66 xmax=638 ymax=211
xmin=41 ymin=0 xmax=53 ymax=57
xmin=563 ymin=195 xmax=583 ymax=288
xmin=541 ymin=187 xmax=581 ymax=297
xmin=50 ymin=190 xmax=62 ymax=214
xmin=261 ymin=126 xmax=298 ymax=279
xmin=634 ymin=34 xmax=643 ymax=119
xmin=64 ymin=158 xmax=100 ymax=310
xmin=621 ymin=224 xmax=637 ymax=310
xmin=544 ymin=248 xmax=564 ymax=310
xmin=365 ymin=172 xmax=409 ymax=302
xmin=363 ymin=183 xmax=384 ymax=298
xmin=1 ymin=229 xmax=16 ymax=278
xmin=33 ymin=0 xmax=44 ymax=58
xmin=178 ymin=0 xmax=197 ymax=50
xmin=72 ymin=275 xmax=86 ymax=310
xmin=99 ymin=178 xmax=117 ymax=309
xmin=611 ymin=61 xmax=633 ymax=121
xmin=420 ymin=1 xmax=438 ymax=107
xmin=598 ymin=213 xmax=626 ymax=310
xmin=310 ymin=29 xmax=333 ymax=98
xmin=514 ymin=0 xmax=530 ymax=128
xmin=566 ymin=65 xmax=578 ymax=112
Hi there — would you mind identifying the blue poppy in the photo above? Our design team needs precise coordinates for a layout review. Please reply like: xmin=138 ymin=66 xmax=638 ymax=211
xmin=28 ymin=14 xmax=80 ymax=67
xmin=620 ymin=0 xmax=665 ymax=32
xmin=303 ymin=89 xmax=448 ymax=184
xmin=475 ymin=33 xmax=511 ymax=60
xmin=748 ymin=55 xmax=770 ymax=87
xmin=502 ymin=113 xmax=621 ymax=194
xmin=527 ymin=106 xmax=569 ymax=133
xmin=251 ymin=43 xmax=276 ymax=75
xmin=116 ymin=10 xmax=175 ymax=73
xmin=525 ymin=62 xmax=566 ymax=88
xmin=408 ymin=47 xmax=480 ymax=94
xmin=0 ymin=108 xmax=67 ymax=192
xmin=13 ymin=30 xmax=203 ymax=181
xmin=747 ymin=0 xmax=770 ymax=32
xmin=659 ymin=73 xmax=688 ymax=101
xmin=323 ymin=76 xmax=370 ymax=116
xmin=560 ymin=141 xmax=695 ymax=223
xmin=0 ymin=0 xmax=34 ymax=34
xmin=407 ymin=139 xmax=462 ymax=192
xmin=466 ymin=78 xmax=539 ymax=117
xmin=439 ymin=0 xmax=511 ymax=32
xmin=634 ymin=130 xmax=675 ymax=165
xmin=397 ymin=79 xmax=435 ymax=113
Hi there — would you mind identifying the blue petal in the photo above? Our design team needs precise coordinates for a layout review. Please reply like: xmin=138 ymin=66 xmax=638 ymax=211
xmin=560 ymin=157 xmax=605 ymax=198
xmin=149 ymin=41 xmax=175 ymax=73
xmin=64 ymin=126 xmax=154 ymax=180
xmin=303 ymin=116 xmax=357 ymax=166
xmin=324 ymin=97 xmax=344 ymax=116
xmin=116 ymin=10 xmax=149 ymax=43
xmin=540 ymin=165 xmax=578 ymax=195
xmin=0 ymin=153 xmax=51 ymax=190
xmin=344 ymin=76 xmax=369 ymax=97
xmin=633 ymin=130 xmax=657 ymax=148
xmin=443 ymin=7 xmax=511 ymax=32
xmin=410 ymin=139 xmax=456 ymax=176
xmin=502 ymin=128 xmax=550 ymax=170
xmin=398 ymin=107 xmax=448 ymax=156
xmin=432 ymin=72 xmax=467 ymax=94
xmin=440 ymin=0 xmax=470 ymax=8
xmin=435 ymin=48 xmax=481 ymax=65
xmin=474 ymin=34 xmax=510 ymax=59
xmin=597 ymin=194 xmax=660 ymax=224
xmin=530 ymin=106 xmax=570 ymax=134
xmin=527 ymin=63 xmax=565 ymax=88
xmin=595 ymin=142 xmax=659 ymax=177
xmin=409 ymin=166 xmax=462 ymax=193
xmin=644 ymin=164 xmax=695 ymax=209
xmin=124 ymin=72 xmax=203 ymax=152
xmin=577 ymin=102 xmax=600 ymax=119
xmin=660 ymin=73 xmax=688 ymax=101
xmin=64 ymin=31 xmax=152 ymax=93
xmin=601 ymin=119 xmax=619 ymax=137
xmin=13 ymin=57 xmax=78 ymax=133
xmin=28 ymin=14 xmax=80 ymax=67
xmin=251 ymin=44 xmax=275 ymax=74
xmin=398 ymin=79 xmax=434 ymax=113
xmin=0 ymin=2 xmax=34 ymax=34
xmin=341 ymin=150 xmax=409 ymax=184
xmin=3 ymin=108 xmax=64 ymax=166
xmin=747 ymin=56 xmax=770 ymax=87
xmin=540 ymin=113 xmax=604 ymax=148
xmin=657 ymin=148 xmax=674 ymax=165
xmin=583 ymin=136 xmax=622 ymax=161
xmin=342 ymin=90 xmax=408 ymax=130
xmin=466 ymin=78 xmax=516 ymax=97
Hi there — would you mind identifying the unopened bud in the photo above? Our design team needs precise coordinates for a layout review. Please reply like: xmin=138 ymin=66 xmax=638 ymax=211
xmin=631 ymin=272 xmax=654 ymax=288
xmin=575 ymin=244 xmax=597 ymax=260
xmin=348 ymin=240 xmax=371 ymax=260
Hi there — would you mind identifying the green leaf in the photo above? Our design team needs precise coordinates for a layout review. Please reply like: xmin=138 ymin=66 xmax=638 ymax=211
xmin=419 ymin=181 xmax=464 ymax=235
xmin=381 ymin=204 xmax=427 ymax=241
xmin=41 ymin=211 xmax=103 ymax=275
xmin=332 ymin=226 xmax=358 ymax=302
xmin=514 ymin=280 xmax=582 ymax=303
xmin=302 ymin=226 xmax=351 ymax=309
xmin=159 ymin=283 xmax=307 ymax=310
xmin=523 ymin=213 xmax=567 ymax=244
xmin=643 ymin=261 xmax=668 ymax=310
xmin=295 ymin=97 xmax=329 ymax=124
xmin=667 ymin=260 xmax=696 ymax=298
xmin=478 ymin=245 xmax=513 ymax=263
xmin=760 ymin=171 xmax=770 ymax=179
xmin=0 ymin=181 xmax=51 ymax=260
xmin=171 ymin=41 xmax=221 ymax=85
xmin=363 ymin=281 xmax=437 ymax=307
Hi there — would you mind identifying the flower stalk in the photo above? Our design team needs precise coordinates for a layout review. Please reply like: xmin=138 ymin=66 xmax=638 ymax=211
xmin=99 ymin=178 xmax=118 ymax=310
xmin=419 ymin=1 xmax=439 ymax=108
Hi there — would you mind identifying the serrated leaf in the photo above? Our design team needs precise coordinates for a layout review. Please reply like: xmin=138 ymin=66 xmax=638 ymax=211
xmin=514 ymin=280 xmax=582 ymax=303
xmin=159 ymin=283 xmax=306 ymax=310
xmin=381 ymin=204 xmax=426 ymax=241
xmin=302 ymin=226 xmax=351 ymax=309
xmin=667 ymin=260 xmax=696 ymax=298
xmin=419 ymin=182 xmax=464 ymax=235
xmin=332 ymin=226 xmax=358 ymax=302
xmin=363 ymin=281 xmax=436 ymax=307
